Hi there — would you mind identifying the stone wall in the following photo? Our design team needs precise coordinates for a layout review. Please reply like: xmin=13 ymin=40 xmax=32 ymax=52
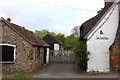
xmin=1 ymin=21 xmax=45 ymax=72
xmin=32 ymin=46 xmax=44 ymax=72
xmin=110 ymin=22 xmax=120 ymax=72
xmin=1 ymin=21 xmax=32 ymax=72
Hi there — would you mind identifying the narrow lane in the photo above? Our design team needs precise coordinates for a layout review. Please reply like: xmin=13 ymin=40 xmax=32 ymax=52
xmin=32 ymin=63 xmax=118 ymax=78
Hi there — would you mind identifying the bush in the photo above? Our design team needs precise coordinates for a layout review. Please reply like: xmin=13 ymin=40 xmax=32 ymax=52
xmin=73 ymin=41 xmax=89 ymax=71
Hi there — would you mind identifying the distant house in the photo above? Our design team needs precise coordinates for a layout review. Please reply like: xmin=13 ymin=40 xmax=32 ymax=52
xmin=80 ymin=1 xmax=120 ymax=72
xmin=0 ymin=17 xmax=50 ymax=72
xmin=43 ymin=34 xmax=63 ymax=50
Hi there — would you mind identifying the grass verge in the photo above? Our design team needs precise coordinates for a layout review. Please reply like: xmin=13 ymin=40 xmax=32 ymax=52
xmin=2 ymin=72 xmax=32 ymax=78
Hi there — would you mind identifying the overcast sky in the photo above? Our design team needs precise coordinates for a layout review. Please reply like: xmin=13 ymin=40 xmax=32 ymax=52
xmin=0 ymin=0 xmax=104 ymax=36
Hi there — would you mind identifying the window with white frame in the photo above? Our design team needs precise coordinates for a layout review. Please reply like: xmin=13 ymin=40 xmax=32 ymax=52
xmin=0 ymin=44 xmax=16 ymax=62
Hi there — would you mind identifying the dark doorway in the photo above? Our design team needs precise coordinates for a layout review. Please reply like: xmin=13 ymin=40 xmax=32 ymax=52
xmin=44 ymin=47 xmax=47 ymax=64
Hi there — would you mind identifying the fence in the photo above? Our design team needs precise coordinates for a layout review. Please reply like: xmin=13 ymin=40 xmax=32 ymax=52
xmin=50 ymin=50 xmax=74 ymax=63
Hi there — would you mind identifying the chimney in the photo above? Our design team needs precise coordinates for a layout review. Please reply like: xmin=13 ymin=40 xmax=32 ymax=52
xmin=104 ymin=0 xmax=108 ymax=6
xmin=7 ymin=18 xmax=11 ymax=22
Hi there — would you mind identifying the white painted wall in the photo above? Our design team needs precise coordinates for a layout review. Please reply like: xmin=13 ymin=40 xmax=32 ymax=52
xmin=46 ymin=48 xmax=50 ymax=64
xmin=87 ymin=4 xmax=119 ymax=72
xmin=54 ymin=44 xmax=60 ymax=50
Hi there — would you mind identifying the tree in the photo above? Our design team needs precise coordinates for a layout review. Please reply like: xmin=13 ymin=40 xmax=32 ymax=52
xmin=35 ymin=29 xmax=57 ymax=39
xmin=35 ymin=29 xmax=79 ymax=50
xmin=64 ymin=34 xmax=79 ymax=50
xmin=71 ymin=26 xmax=80 ymax=37
xmin=35 ymin=29 xmax=49 ymax=39
xmin=49 ymin=32 xmax=56 ymax=37
xmin=73 ymin=41 xmax=89 ymax=71
xmin=55 ymin=33 xmax=66 ymax=44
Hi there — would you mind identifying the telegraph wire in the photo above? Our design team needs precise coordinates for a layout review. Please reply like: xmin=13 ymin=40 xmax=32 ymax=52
xmin=38 ymin=1 xmax=98 ymax=12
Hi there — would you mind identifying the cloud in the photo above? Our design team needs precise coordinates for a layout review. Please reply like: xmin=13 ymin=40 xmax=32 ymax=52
xmin=0 ymin=0 xmax=104 ymax=36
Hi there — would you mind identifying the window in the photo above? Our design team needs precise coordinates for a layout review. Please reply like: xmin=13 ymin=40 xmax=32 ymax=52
xmin=37 ymin=46 xmax=41 ymax=58
xmin=0 ymin=44 xmax=16 ymax=62
xmin=54 ymin=44 xmax=59 ymax=50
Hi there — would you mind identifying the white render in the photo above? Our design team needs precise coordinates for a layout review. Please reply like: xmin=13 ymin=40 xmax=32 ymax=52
xmin=46 ymin=48 xmax=50 ymax=64
xmin=87 ymin=4 xmax=119 ymax=72
xmin=54 ymin=43 xmax=60 ymax=50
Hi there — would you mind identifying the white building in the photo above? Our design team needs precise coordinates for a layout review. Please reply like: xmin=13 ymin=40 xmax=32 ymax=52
xmin=80 ymin=1 xmax=120 ymax=72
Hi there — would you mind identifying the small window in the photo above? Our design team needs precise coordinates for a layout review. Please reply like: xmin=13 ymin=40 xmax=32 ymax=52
xmin=37 ymin=46 xmax=41 ymax=58
xmin=0 ymin=44 xmax=16 ymax=62
xmin=54 ymin=44 xmax=59 ymax=50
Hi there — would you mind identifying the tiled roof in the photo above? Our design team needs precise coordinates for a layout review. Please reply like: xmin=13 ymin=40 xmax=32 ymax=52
xmin=80 ymin=2 xmax=114 ymax=39
xmin=1 ymin=17 xmax=49 ymax=47
xmin=43 ymin=34 xmax=63 ymax=45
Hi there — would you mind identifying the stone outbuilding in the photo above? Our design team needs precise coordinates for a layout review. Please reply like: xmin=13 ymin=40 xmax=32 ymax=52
xmin=0 ymin=17 xmax=50 ymax=72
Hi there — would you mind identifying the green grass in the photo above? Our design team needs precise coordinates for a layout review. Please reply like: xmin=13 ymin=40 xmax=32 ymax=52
xmin=88 ymin=70 xmax=99 ymax=75
xmin=2 ymin=72 xmax=32 ymax=78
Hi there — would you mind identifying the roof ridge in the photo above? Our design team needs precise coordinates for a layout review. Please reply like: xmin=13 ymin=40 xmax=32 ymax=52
xmin=80 ymin=2 xmax=116 ymax=39
xmin=10 ymin=23 xmax=33 ymax=33
xmin=46 ymin=34 xmax=63 ymax=44
xmin=32 ymin=32 xmax=49 ymax=46
xmin=1 ymin=17 xmax=49 ymax=47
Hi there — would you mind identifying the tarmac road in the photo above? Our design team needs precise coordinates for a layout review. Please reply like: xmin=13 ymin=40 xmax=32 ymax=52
xmin=32 ymin=63 xmax=118 ymax=78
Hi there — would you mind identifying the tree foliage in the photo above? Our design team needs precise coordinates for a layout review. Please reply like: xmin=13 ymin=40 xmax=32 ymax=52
xmin=64 ymin=34 xmax=79 ymax=50
xmin=71 ymin=26 xmax=80 ymax=37
xmin=73 ymin=41 xmax=89 ymax=71
xmin=97 ymin=8 xmax=103 ymax=13
xmin=35 ymin=29 xmax=66 ymax=46
xmin=35 ymin=25 xmax=80 ymax=50
xmin=35 ymin=29 xmax=49 ymax=39
xmin=35 ymin=29 xmax=57 ymax=38
xmin=55 ymin=33 xmax=66 ymax=44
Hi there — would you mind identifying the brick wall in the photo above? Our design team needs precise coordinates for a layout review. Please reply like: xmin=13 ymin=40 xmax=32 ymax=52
xmin=27 ymin=45 xmax=34 ymax=72
xmin=41 ymin=47 xmax=44 ymax=65
xmin=110 ymin=21 xmax=120 ymax=72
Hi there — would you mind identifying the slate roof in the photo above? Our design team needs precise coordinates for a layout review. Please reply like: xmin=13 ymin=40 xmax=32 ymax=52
xmin=80 ymin=2 xmax=114 ymax=39
xmin=1 ymin=17 xmax=49 ymax=47
xmin=42 ymin=34 xmax=63 ymax=50
xmin=43 ymin=34 xmax=63 ymax=45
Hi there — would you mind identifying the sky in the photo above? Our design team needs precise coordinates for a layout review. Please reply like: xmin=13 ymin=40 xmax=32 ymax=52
xmin=0 ymin=0 xmax=104 ymax=36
